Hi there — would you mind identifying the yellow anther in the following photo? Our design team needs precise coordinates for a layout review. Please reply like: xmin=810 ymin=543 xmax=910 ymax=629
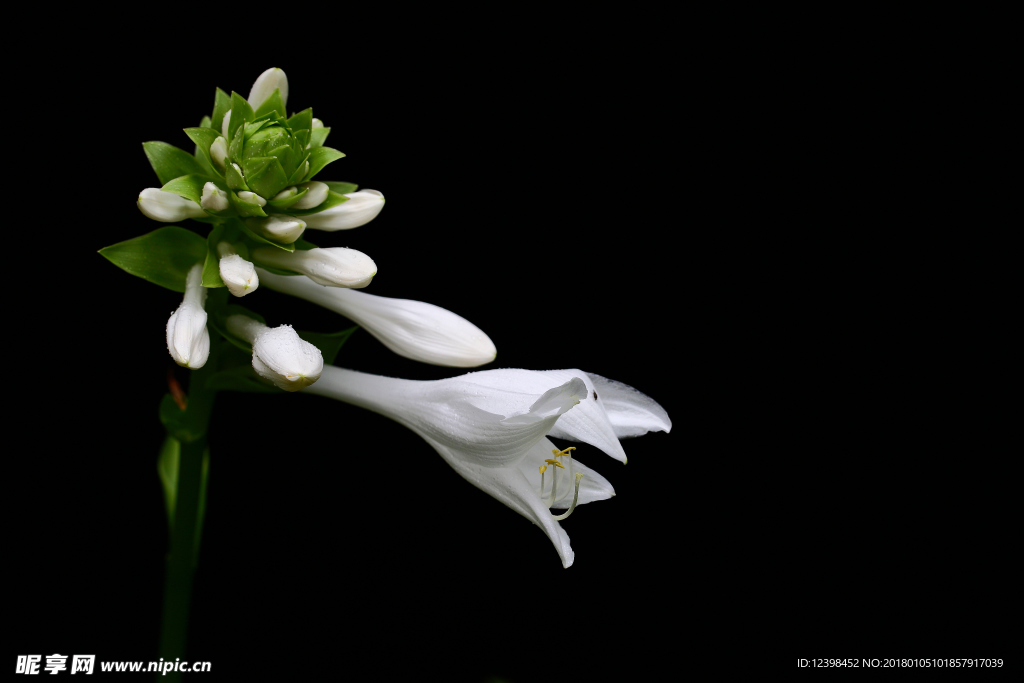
xmin=544 ymin=458 xmax=565 ymax=469
xmin=539 ymin=464 xmax=547 ymax=474
xmin=552 ymin=447 xmax=576 ymax=458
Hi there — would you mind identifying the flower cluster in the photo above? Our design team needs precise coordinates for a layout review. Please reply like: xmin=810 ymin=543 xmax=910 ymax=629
xmin=102 ymin=68 xmax=670 ymax=566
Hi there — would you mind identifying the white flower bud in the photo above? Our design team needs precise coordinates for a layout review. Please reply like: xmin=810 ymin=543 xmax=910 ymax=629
xmin=248 ymin=67 xmax=289 ymax=110
xmin=200 ymin=182 xmax=230 ymax=212
xmin=138 ymin=188 xmax=207 ymax=222
xmin=301 ymin=190 xmax=385 ymax=231
xmin=252 ymin=215 xmax=305 ymax=243
xmin=225 ymin=315 xmax=322 ymax=391
xmin=237 ymin=191 xmax=267 ymax=207
xmin=166 ymin=265 xmax=210 ymax=369
xmin=217 ymin=243 xmax=258 ymax=297
xmin=291 ymin=181 xmax=329 ymax=210
xmin=221 ymin=110 xmax=232 ymax=140
xmin=312 ymin=118 xmax=324 ymax=129
xmin=253 ymin=246 xmax=376 ymax=288
xmin=210 ymin=136 xmax=228 ymax=168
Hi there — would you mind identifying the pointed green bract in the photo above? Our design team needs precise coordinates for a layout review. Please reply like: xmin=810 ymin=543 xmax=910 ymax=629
xmin=228 ymin=91 xmax=254 ymax=141
xmin=158 ymin=435 xmax=180 ymax=529
xmin=309 ymin=126 xmax=330 ymax=148
xmin=99 ymin=226 xmax=207 ymax=292
xmin=229 ymin=191 xmax=267 ymax=218
xmin=224 ymin=161 xmax=249 ymax=191
xmin=184 ymin=127 xmax=224 ymax=177
xmin=304 ymin=146 xmax=345 ymax=182
xmin=211 ymin=88 xmax=231 ymax=134
xmin=241 ymin=156 xmax=289 ymax=199
xmin=253 ymin=88 xmax=286 ymax=118
xmin=202 ymin=223 xmax=228 ymax=288
xmin=324 ymin=181 xmax=358 ymax=195
xmin=162 ymin=174 xmax=222 ymax=205
xmin=286 ymin=108 xmax=313 ymax=133
xmin=144 ymin=141 xmax=206 ymax=185
xmin=266 ymin=186 xmax=309 ymax=210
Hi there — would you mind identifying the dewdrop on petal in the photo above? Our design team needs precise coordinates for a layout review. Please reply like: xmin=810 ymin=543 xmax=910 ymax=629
xmin=225 ymin=315 xmax=322 ymax=391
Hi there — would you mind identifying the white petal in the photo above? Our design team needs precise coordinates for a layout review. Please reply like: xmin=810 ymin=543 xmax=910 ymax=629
xmin=219 ymin=253 xmax=258 ymax=297
xmin=138 ymin=188 xmax=206 ymax=222
xmin=210 ymin=136 xmax=228 ymax=169
xmin=301 ymin=190 xmax=385 ymax=231
xmin=253 ymin=247 xmax=375 ymax=288
xmin=258 ymin=269 xmax=496 ymax=367
xmin=252 ymin=215 xmax=304 ymax=243
xmin=200 ymin=182 xmax=229 ymax=212
xmin=250 ymin=325 xmax=323 ymax=391
xmin=248 ymin=67 xmax=289 ymax=110
xmin=292 ymin=181 xmax=329 ymax=210
xmin=585 ymin=372 xmax=672 ymax=437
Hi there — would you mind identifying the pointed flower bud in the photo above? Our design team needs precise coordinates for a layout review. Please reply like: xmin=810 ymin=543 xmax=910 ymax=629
xmin=225 ymin=315 xmax=322 ymax=391
xmin=250 ymin=215 xmax=305 ymax=243
xmin=257 ymin=269 xmax=496 ymax=367
xmin=210 ymin=136 xmax=228 ymax=169
xmin=248 ymin=68 xmax=289 ymax=110
xmin=236 ymin=190 xmax=267 ymax=207
xmin=302 ymin=190 xmax=385 ymax=231
xmin=217 ymin=243 xmax=258 ymax=297
xmin=138 ymin=188 xmax=206 ymax=222
xmin=221 ymin=110 xmax=232 ymax=140
xmin=291 ymin=181 xmax=329 ymax=210
xmin=253 ymin=246 xmax=376 ymax=288
xmin=166 ymin=265 xmax=210 ymax=369
xmin=272 ymin=186 xmax=299 ymax=201
xmin=200 ymin=182 xmax=230 ymax=212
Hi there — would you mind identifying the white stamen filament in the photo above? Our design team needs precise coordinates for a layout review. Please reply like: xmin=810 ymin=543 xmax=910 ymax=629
xmin=552 ymin=474 xmax=584 ymax=521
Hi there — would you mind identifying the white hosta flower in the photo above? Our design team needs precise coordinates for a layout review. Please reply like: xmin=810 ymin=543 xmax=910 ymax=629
xmin=138 ymin=188 xmax=206 ymax=222
xmin=225 ymin=315 xmax=322 ymax=391
xmin=217 ymin=243 xmax=258 ymax=297
xmin=252 ymin=247 xmax=375 ymax=288
xmin=292 ymin=181 xmax=329 ymax=210
xmin=200 ymin=182 xmax=230 ymax=212
xmin=248 ymin=67 xmax=289 ymax=110
xmin=302 ymin=190 xmax=385 ymax=231
xmin=257 ymin=269 xmax=496 ymax=367
xmin=166 ymin=264 xmax=210 ymax=369
xmin=304 ymin=366 xmax=671 ymax=567
xmin=251 ymin=215 xmax=305 ymax=243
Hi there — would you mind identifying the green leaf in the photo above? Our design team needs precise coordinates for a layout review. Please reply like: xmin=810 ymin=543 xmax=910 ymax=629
xmin=304 ymin=146 xmax=345 ymax=182
xmin=324 ymin=181 xmax=358 ymax=195
xmin=241 ymin=156 xmax=289 ymax=200
xmin=253 ymin=88 xmax=286 ymax=118
xmin=184 ymin=127 xmax=224 ymax=176
xmin=228 ymin=191 xmax=267 ymax=218
xmin=309 ymin=126 xmax=330 ymax=148
xmin=159 ymin=393 xmax=207 ymax=443
xmin=224 ymin=161 xmax=249 ymax=191
xmin=201 ymin=223 xmax=227 ymax=288
xmin=286 ymin=108 xmax=313 ymax=133
xmin=298 ymin=326 xmax=358 ymax=366
xmin=157 ymin=435 xmax=181 ymax=528
xmin=228 ymin=91 xmax=254 ymax=141
xmin=143 ymin=141 xmax=206 ymax=185
xmin=287 ymin=153 xmax=311 ymax=184
xmin=285 ymin=190 xmax=349 ymax=216
xmin=295 ymin=238 xmax=318 ymax=250
xmin=161 ymin=174 xmax=222 ymax=204
xmin=99 ymin=226 xmax=207 ymax=292
xmin=211 ymin=88 xmax=231 ymax=134
xmin=265 ymin=186 xmax=309 ymax=210
xmin=239 ymin=218 xmax=295 ymax=251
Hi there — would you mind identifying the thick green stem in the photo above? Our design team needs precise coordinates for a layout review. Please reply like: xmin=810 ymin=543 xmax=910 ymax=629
xmin=158 ymin=361 xmax=216 ymax=678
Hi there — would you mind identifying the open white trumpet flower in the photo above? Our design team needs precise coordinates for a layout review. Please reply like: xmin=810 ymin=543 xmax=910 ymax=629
xmin=304 ymin=366 xmax=670 ymax=567
xmin=166 ymin=264 xmax=210 ymax=368
xmin=226 ymin=315 xmax=323 ymax=391
xmin=257 ymin=269 xmax=496 ymax=367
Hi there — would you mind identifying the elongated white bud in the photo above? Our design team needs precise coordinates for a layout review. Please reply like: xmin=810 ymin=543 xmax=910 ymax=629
xmin=210 ymin=136 xmax=227 ymax=168
xmin=273 ymin=186 xmax=298 ymax=201
xmin=166 ymin=264 xmax=210 ymax=368
xmin=221 ymin=110 xmax=232 ymax=140
xmin=200 ymin=182 xmax=230 ymax=212
xmin=138 ymin=188 xmax=206 ymax=222
xmin=253 ymin=246 xmax=376 ymax=288
xmin=252 ymin=215 xmax=305 ymax=243
xmin=291 ymin=181 xmax=329 ymax=210
xmin=217 ymin=242 xmax=259 ymax=297
xmin=248 ymin=67 xmax=289 ymax=110
xmin=312 ymin=118 xmax=324 ymax=129
xmin=237 ymin=191 xmax=267 ymax=207
xmin=302 ymin=190 xmax=385 ymax=231
xmin=225 ymin=315 xmax=322 ymax=391
xmin=257 ymin=269 xmax=496 ymax=367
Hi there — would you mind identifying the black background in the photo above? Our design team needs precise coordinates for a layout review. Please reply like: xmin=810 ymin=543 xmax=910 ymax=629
xmin=9 ymin=29 xmax=1017 ymax=680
